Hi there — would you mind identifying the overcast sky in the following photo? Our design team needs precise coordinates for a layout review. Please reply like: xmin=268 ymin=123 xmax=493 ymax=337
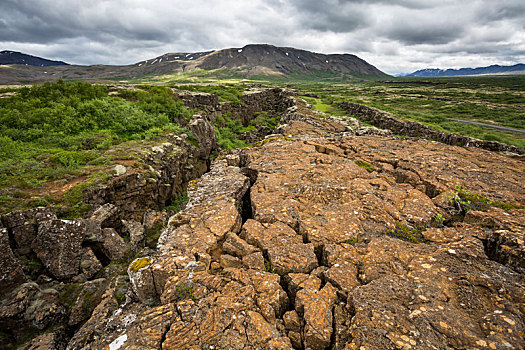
xmin=1 ymin=0 xmax=524 ymax=74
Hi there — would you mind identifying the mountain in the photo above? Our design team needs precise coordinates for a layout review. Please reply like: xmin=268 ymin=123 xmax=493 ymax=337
xmin=405 ymin=63 xmax=525 ymax=77
xmin=0 ymin=50 xmax=69 ymax=67
xmin=133 ymin=44 xmax=387 ymax=78
xmin=0 ymin=44 xmax=387 ymax=83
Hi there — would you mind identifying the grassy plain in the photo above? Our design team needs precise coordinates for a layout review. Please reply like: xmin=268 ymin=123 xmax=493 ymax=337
xmin=1 ymin=75 xmax=523 ymax=215
xmin=282 ymin=76 xmax=525 ymax=149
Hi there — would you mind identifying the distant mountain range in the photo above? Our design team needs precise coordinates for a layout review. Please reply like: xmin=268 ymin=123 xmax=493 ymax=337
xmin=0 ymin=50 xmax=69 ymax=67
xmin=0 ymin=44 xmax=387 ymax=84
xmin=402 ymin=63 xmax=525 ymax=77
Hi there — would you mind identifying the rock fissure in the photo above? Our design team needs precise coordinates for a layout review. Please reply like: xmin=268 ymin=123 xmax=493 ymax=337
xmin=1 ymin=88 xmax=524 ymax=350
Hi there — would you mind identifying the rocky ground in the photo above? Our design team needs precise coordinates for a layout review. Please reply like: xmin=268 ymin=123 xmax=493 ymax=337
xmin=1 ymin=92 xmax=524 ymax=349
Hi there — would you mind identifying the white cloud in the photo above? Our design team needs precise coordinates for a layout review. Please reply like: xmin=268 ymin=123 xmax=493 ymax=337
xmin=0 ymin=0 xmax=523 ymax=75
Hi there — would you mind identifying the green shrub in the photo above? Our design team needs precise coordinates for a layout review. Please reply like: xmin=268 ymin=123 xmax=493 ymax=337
xmin=386 ymin=222 xmax=425 ymax=244
xmin=0 ymin=81 xmax=197 ymax=214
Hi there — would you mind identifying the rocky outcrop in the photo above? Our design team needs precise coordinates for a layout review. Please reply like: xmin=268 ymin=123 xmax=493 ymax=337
xmin=59 ymin=109 xmax=524 ymax=349
xmin=1 ymin=91 xmax=524 ymax=349
xmin=175 ymin=86 xmax=294 ymax=127
xmin=338 ymin=101 xmax=525 ymax=155
xmin=83 ymin=118 xmax=215 ymax=222
xmin=32 ymin=220 xmax=85 ymax=280
xmin=0 ymin=228 xmax=27 ymax=294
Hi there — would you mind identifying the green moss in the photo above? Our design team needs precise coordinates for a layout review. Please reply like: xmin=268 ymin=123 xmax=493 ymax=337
xmin=355 ymin=160 xmax=373 ymax=173
xmin=345 ymin=237 xmax=359 ymax=245
xmin=59 ymin=283 xmax=81 ymax=309
xmin=81 ymin=290 xmax=96 ymax=316
xmin=385 ymin=222 xmax=425 ymax=244
xmin=129 ymin=257 xmax=152 ymax=272
xmin=172 ymin=282 xmax=196 ymax=301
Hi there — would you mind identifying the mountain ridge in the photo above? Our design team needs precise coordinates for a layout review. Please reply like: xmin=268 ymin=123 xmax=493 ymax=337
xmin=403 ymin=63 xmax=525 ymax=77
xmin=0 ymin=50 xmax=69 ymax=67
xmin=0 ymin=44 xmax=387 ymax=83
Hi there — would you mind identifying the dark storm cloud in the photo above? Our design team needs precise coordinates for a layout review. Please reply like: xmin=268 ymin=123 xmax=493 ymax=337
xmin=0 ymin=0 xmax=523 ymax=74
xmin=384 ymin=24 xmax=465 ymax=45
xmin=288 ymin=0 xmax=369 ymax=32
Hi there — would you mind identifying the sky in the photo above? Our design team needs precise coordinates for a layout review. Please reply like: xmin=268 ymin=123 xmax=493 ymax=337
xmin=1 ymin=0 xmax=524 ymax=75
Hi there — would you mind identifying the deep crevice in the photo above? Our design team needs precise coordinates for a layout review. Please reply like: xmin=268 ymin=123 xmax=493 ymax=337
xmin=279 ymin=275 xmax=295 ymax=312
xmin=159 ymin=322 xmax=171 ymax=350
xmin=82 ymin=242 xmax=111 ymax=267
xmin=240 ymin=167 xmax=258 ymax=225
xmin=314 ymin=244 xmax=324 ymax=269
xmin=240 ymin=187 xmax=253 ymax=224
xmin=329 ymin=305 xmax=337 ymax=350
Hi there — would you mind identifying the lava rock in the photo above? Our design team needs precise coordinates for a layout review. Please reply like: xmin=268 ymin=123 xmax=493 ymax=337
xmin=32 ymin=220 xmax=85 ymax=280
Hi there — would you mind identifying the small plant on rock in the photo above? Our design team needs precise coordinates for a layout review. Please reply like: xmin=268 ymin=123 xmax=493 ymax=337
xmin=263 ymin=258 xmax=274 ymax=273
xmin=433 ymin=213 xmax=445 ymax=228
xmin=345 ymin=236 xmax=359 ymax=245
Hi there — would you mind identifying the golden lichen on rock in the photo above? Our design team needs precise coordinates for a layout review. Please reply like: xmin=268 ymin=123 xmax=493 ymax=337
xmin=129 ymin=257 xmax=152 ymax=272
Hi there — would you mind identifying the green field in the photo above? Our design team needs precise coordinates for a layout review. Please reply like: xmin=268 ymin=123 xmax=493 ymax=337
xmin=0 ymin=81 xmax=279 ymax=214
xmin=285 ymin=76 xmax=525 ymax=149
xmin=1 ymin=76 xmax=523 ymax=215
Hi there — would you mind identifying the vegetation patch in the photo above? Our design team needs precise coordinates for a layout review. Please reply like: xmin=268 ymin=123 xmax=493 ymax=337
xmin=145 ymin=221 xmax=166 ymax=249
xmin=443 ymin=185 xmax=524 ymax=213
xmin=263 ymin=257 xmax=274 ymax=273
xmin=129 ymin=257 xmax=152 ymax=272
xmin=172 ymin=84 xmax=247 ymax=104
xmin=59 ymin=283 xmax=82 ymax=309
xmin=288 ymin=77 xmax=525 ymax=149
xmin=164 ymin=192 xmax=189 ymax=214
xmin=386 ymin=222 xmax=426 ymax=244
xmin=172 ymin=282 xmax=196 ymax=301
xmin=355 ymin=160 xmax=373 ymax=173
xmin=0 ymin=80 xmax=194 ymax=214
xmin=345 ymin=236 xmax=359 ymax=245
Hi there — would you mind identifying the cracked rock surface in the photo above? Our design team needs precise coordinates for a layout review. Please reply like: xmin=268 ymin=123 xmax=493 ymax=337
xmin=62 ymin=99 xmax=524 ymax=350
xmin=2 ymin=94 xmax=524 ymax=349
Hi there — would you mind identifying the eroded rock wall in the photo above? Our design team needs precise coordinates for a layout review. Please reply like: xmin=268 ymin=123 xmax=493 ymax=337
xmin=175 ymin=87 xmax=295 ymax=126
xmin=338 ymin=101 xmax=525 ymax=155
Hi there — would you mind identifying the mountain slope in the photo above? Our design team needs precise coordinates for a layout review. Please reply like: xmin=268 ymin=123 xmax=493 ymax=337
xmin=0 ymin=50 xmax=69 ymax=67
xmin=134 ymin=44 xmax=386 ymax=78
xmin=0 ymin=44 xmax=387 ymax=83
xmin=405 ymin=63 xmax=525 ymax=77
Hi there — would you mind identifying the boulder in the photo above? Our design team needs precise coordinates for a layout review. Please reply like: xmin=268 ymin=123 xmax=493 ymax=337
xmin=219 ymin=254 xmax=242 ymax=269
xmin=0 ymin=282 xmax=39 ymax=321
xmin=89 ymin=203 xmax=120 ymax=228
xmin=0 ymin=228 xmax=27 ymax=294
xmin=242 ymin=251 xmax=265 ymax=270
xmin=79 ymin=248 xmax=103 ymax=279
xmin=24 ymin=288 xmax=67 ymax=330
xmin=68 ymin=278 xmax=107 ymax=326
xmin=99 ymin=228 xmax=130 ymax=261
xmin=122 ymin=219 xmax=145 ymax=249
xmin=19 ymin=328 xmax=68 ymax=350
xmin=1 ymin=207 xmax=56 ymax=253
xmin=222 ymin=231 xmax=259 ymax=258
xmin=32 ymin=220 xmax=85 ymax=280
xmin=296 ymin=283 xmax=338 ymax=350
xmin=267 ymin=242 xmax=318 ymax=275
xmin=127 ymin=257 xmax=157 ymax=305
